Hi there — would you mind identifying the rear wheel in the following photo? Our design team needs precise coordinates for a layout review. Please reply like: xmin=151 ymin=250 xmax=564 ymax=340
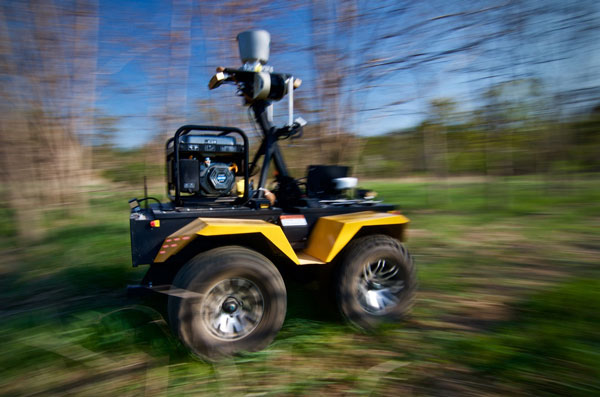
xmin=168 ymin=246 xmax=286 ymax=359
xmin=335 ymin=234 xmax=415 ymax=329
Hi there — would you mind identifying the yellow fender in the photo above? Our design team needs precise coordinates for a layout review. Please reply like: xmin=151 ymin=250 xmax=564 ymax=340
xmin=304 ymin=211 xmax=410 ymax=263
xmin=154 ymin=217 xmax=299 ymax=264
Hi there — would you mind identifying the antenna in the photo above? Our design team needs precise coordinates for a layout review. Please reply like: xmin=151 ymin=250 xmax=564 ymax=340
xmin=143 ymin=175 xmax=148 ymax=209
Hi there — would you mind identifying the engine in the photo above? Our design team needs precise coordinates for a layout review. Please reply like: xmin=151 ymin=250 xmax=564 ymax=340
xmin=198 ymin=158 xmax=236 ymax=195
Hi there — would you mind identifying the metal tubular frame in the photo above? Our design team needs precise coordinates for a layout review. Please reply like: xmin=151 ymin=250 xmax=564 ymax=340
xmin=250 ymin=100 xmax=289 ymax=197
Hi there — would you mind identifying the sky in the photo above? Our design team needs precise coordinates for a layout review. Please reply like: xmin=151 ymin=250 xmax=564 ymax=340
xmin=91 ymin=0 xmax=600 ymax=148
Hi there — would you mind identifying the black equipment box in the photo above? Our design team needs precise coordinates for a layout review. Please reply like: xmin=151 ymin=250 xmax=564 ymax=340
xmin=306 ymin=165 xmax=349 ymax=199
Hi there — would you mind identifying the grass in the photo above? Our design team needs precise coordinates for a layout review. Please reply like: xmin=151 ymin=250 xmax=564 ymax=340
xmin=0 ymin=176 xmax=599 ymax=395
xmin=450 ymin=278 xmax=600 ymax=395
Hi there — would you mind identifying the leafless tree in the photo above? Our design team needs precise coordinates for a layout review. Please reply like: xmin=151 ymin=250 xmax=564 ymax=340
xmin=0 ymin=0 xmax=98 ymax=238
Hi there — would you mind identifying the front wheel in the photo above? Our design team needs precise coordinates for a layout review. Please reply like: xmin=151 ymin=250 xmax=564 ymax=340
xmin=335 ymin=234 xmax=415 ymax=329
xmin=168 ymin=246 xmax=287 ymax=360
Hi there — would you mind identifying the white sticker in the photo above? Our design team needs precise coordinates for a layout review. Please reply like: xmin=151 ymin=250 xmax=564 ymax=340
xmin=280 ymin=215 xmax=307 ymax=227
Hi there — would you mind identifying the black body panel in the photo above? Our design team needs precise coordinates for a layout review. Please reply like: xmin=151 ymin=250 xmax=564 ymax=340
xmin=130 ymin=203 xmax=395 ymax=267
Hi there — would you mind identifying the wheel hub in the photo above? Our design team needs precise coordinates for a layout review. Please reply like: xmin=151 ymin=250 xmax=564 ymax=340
xmin=201 ymin=278 xmax=265 ymax=340
xmin=357 ymin=259 xmax=405 ymax=314
xmin=222 ymin=298 xmax=240 ymax=314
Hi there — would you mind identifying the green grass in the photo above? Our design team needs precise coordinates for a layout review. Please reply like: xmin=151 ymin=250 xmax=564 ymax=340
xmin=449 ymin=278 xmax=600 ymax=396
xmin=0 ymin=176 xmax=599 ymax=395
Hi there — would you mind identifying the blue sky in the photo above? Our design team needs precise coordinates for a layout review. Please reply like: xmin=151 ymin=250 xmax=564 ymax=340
xmin=93 ymin=0 xmax=600 ymax=148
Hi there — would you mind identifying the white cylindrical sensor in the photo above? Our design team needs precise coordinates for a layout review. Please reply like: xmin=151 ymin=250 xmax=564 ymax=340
xmin=237 ymin=30 xmax=270 ymax=65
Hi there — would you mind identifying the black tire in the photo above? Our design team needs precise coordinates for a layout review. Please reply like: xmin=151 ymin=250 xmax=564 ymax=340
xmin=168 ymin=246 xmax=287 ymax=360
xmin=335 ymin=234 xmax=415 ymax=330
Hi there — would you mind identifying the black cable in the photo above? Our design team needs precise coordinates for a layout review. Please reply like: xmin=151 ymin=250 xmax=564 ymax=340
xmin=138 ymin=197 xmax=164 ymax=211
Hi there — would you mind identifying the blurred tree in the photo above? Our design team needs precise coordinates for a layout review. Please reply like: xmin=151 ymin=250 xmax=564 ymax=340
xmin=163 ymin=0 xmax=192 ymax=138
xmin=93 ymin=114 xmax=120 ymax=148
xmin=0 ymin=0 xmax=98 ymax=239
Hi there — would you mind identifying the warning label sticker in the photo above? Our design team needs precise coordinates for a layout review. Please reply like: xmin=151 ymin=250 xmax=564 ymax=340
xmin=280 ymin=215 xmax=308 ymax=227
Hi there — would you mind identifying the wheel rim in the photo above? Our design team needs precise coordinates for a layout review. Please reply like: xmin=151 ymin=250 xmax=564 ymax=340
xmin=357 ymin=259 xmax=405 ymax=315
xmin=200 ymin=278 xmax=264 ymax=340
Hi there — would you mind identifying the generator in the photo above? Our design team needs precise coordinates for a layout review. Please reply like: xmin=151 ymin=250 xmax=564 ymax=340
xmin=166 ymin=126 xmax=249 ymax=205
